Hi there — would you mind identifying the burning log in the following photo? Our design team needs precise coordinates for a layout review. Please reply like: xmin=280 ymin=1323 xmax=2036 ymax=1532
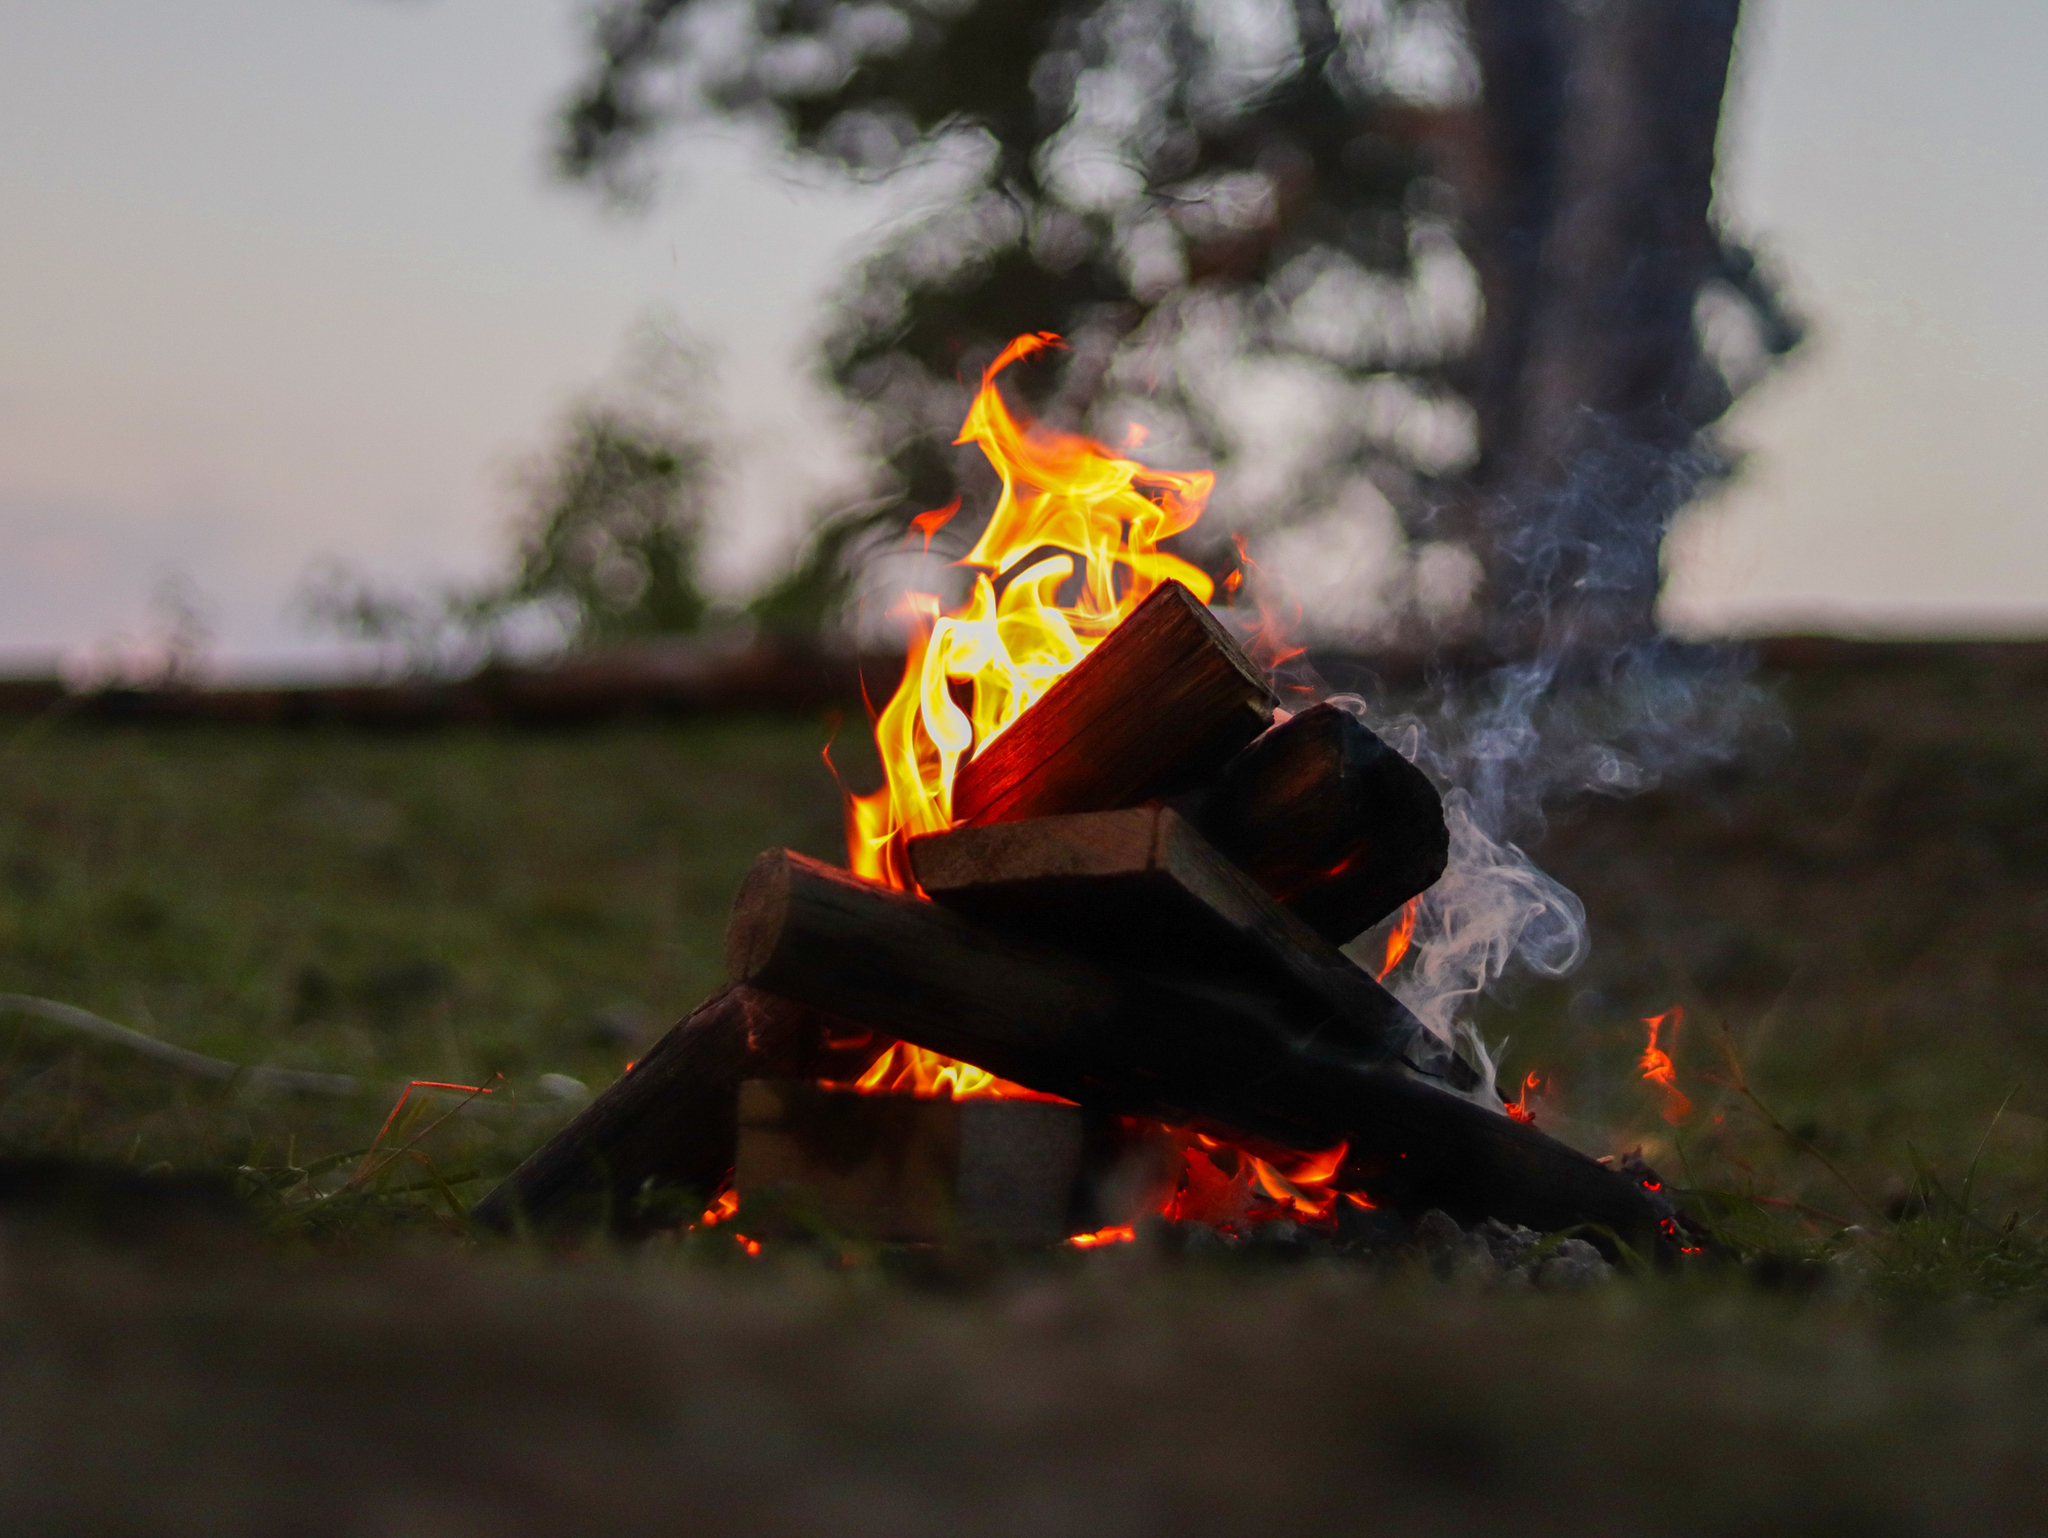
xmin=725 ymin=849 xmax=1669 ymax=1246
xmin=906 ymin=804 xmax=1454 ymax=1082
xmin=735 ymin=1081 xmax=1088 ymax=1245
xmin=1176 ymin=701 xmax=1450 ymax=944
xmin=949 ymin=580 xmax=1277 ymax=827
xmin=469 ymin=986 xmax=882 ymax=1235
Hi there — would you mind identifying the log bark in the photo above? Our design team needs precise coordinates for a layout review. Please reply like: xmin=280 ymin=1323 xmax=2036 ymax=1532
xmin=1456 ymin=0 xmax=1751 ymax=650
xmin=468 ymin=985 xmax=882 ymax=1235
xmin=725 ymin=849 xmax=1669 ymax=1247
xmin=1175 ymin=702 xmax=1448 ymax=944
xmin=906 ymin=804 xmax=1455 ymax=1083
xmin=950 ymin=580 xmax=1276 ymax=827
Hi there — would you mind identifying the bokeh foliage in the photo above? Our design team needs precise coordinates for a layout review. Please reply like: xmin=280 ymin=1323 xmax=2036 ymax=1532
xmin=554 ymin=0 xmax=1797 ymax=643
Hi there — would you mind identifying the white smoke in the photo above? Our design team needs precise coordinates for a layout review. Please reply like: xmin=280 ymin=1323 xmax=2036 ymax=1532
xmin=1389 ymin=788 xmax=1586 ymax=1047
xmin=1323 ymin=641 xmax=1770 ymax=1109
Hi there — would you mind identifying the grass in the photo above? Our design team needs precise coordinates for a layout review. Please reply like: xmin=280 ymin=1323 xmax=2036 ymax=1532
xmin=3 ymin=656 xmax=2047 ymax=1272
xmin=0 ymin=713 xmax=853 ymax=1204
xmin=3 ymin=655 xmax=2048 ymax=1529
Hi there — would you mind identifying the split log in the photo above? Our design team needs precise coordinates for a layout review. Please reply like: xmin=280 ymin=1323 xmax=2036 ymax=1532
xmin=736 ymin=1081 xmax=1088 ymax=1245
xmin=906 ymin=804 xmax=1457 ymax=1084
xmin=950 ymin=580 xmax=1276 ymax=827
xmin=469 ymin=985 xmax=882 ymax=1235
xmin=725 ymin=850 xmax=1669 ymax=1247
xmin=1176 ymin=701 xmax=1449 ymax=944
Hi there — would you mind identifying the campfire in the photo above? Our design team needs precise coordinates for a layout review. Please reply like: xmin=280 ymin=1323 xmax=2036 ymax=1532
xmin=475 ymin=334 xmax=1678 ymax=1257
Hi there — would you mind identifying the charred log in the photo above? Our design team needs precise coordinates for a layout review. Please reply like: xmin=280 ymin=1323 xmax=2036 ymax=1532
xmin=725 ymin=850 xmax=1668 ymax=1247
xmin=469 ymin=985 xmax=882 ymax=1235
xmin=907 ymin=804 xmax=1453 ymax=1082
xmin=1175 ymin=701 xmax=1448 ymax=944
xmin=950 ymin=580 xmax=1276 ymax=827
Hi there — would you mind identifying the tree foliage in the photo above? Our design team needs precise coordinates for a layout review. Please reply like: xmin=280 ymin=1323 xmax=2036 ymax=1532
xmin=511 ymin=405 xmax=713 ymax=641
xmin=555 ymin=0 xmax=1798 ymax=648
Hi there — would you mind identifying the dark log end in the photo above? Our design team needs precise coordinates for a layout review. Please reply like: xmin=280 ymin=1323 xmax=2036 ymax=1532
xmin=1186 ymin=702 xmax=1449 ymax=943
xmin=953 ymin=581 xmax=1277 ymax=827
xmin=725 ymin=848 xmax=795 ymax=986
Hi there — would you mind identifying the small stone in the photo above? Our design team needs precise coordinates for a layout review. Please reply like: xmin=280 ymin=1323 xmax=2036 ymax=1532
xmin=1532 ymin=1237 xmax=1613 ymax=1290
xmin=585 ymin=1003 xmax=654 ymax=1050
xmin=1412 ymin=1209 xmax=1463 ymax=1252
xmin=1446 ymin=1231 xmax=1502 ymax=1284
xmin=1473 ymin=1217 xmax=1540 ymax=1270
xmin=537 ymin=1073 xmax=590 ymax=1103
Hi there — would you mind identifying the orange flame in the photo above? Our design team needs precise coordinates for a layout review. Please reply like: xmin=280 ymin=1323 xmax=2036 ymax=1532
xmin=1066 ymin=1224 xmax=1137 ymax=1249
xmin=829 ymin=1040 xmax=1068 ymax=1103
xmin=1640 ymin=1008 xmax=1692 ymax=1124
xmin=907 ymin=497 xmax=960 ymax=554
xmin=1376 ymin=898 xmax=1418 ymax=981
xmin=836 ymin=331 xmax=1216 ymax=1101
xmin=1227 ymin=532 xmax=1307 ymax=676
xmin=1157 ymin=1131 xmax=1358 ymax=1232
xmin=1504 ymin=1070 xmax=1542 ymax=1124
xmin=845 ymin=332 xmax=1216 ymax=891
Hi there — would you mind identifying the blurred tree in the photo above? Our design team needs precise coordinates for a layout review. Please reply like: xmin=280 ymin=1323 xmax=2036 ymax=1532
xmin=302 ymin=318 xmax=720 ymax=663
xmin=510 ymin=404 xmax=713 ymax=641
xmin=556 ymin=0 xmax=1796 ymax=651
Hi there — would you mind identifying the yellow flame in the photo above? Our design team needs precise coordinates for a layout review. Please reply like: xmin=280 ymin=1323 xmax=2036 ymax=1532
xmin=846 ymin=332 xmax=1216 ymax=890
xmin=835 ymin=332 xmax=1222 ymax=1103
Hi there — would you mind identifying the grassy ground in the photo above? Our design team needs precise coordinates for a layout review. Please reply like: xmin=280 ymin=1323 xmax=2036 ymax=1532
xmin=0 ymin=714 xmax=853 ymax=1199
xmin=2 ymin=650 xmax=2046 ymax=1532
xmin=1516 ymin=645 xmax=2048 ymax=1243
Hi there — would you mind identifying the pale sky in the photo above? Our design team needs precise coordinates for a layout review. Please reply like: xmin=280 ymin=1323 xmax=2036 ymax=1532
xmin=1 ymin=0 xmax=2043 ymax=673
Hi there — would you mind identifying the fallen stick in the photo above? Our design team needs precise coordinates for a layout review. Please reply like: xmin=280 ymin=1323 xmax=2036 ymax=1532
xmin=0 ymin=993 xmax=362 ymax=1097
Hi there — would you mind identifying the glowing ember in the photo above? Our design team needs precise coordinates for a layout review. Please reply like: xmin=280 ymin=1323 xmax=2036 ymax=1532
xmin=352 ymin=1078 xmax=494 ymax=1185
xmin=1640 ymin=1008 xmax=1692 ymax=1124
xmin=1158 ymin=1131 xmax=1358 ymax=1233
xmin=1504 ymin=1070 xmax=1543 ymax=1124
xmin=1376 ymin=898 xmax=1419 ymax=981
xmin=694 ymin=1188 xmax=762 ymax=1254
xmin=697 ymin=1188 xmax=740 ymax=1227
xmin=1066 ymin=1224 xmax=1136 ymax=1249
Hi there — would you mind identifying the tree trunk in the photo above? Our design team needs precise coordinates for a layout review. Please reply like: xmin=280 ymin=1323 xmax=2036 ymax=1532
xmin=1459 ymin=0 xmax=1743 ymax=651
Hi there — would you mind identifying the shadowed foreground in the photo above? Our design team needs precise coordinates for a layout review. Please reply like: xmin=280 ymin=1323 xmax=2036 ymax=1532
xmin=1 ymin=646 xmax=2046 ymax=1533
xmin=4 ymin=1233 xmax=2045 ymax=1538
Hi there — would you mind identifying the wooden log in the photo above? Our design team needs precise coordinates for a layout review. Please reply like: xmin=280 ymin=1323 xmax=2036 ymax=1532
xmin=468 ymin=985 xmax=883 ymax=1235
xmin=724 ymin=850 xmax=1670 ymax=1248
xmin=950 ymin=580 xmax=1277 ymax=827
xmin=906 ymin=804 xmax=1458 ymax=1084
xmin=1176 ymin=701 xmax=1450 ymax=944
xmin=735 ymin=1082 xmax=1088 ymax=1245
xmin=724 ymin=850 xmax=1130 ymax=1111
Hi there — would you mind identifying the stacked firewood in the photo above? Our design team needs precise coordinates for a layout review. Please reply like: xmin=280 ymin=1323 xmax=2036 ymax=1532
xmin=474 ymin=582 xmax=1672 ymax=1251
